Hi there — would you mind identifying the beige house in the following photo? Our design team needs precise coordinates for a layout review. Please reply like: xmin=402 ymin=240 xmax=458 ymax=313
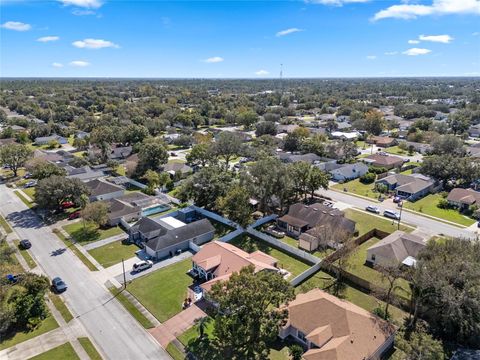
xmin=447 ymin=188 xmax=480 ymax=210
xmin=280 ymin=289 xmax=396 ymax=360
xmin=191 ymin=241 xmax=278 ymax=292
xmin=366 ymin=231 xmax=426 ymax=267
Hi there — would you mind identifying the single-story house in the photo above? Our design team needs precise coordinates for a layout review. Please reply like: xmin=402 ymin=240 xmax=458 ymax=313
xmin=330 ymin=131 xmax=360 ymax=140
xmin=33 ymin=149 xmax=73 ymax=166
xmin=366 ymin=230 xmax=426 ymax=267
xmin=363 ymin=154 xmax=404 ymax=170
xmin=279 ymin=289 xmax=396 ymax=360
xmin=163 ymin=133 xmax=180 ymax=143
xmin=447 ymin=188 xmax=480 ymax=210
xmin=366 ymin=136 xmax=397 ymax=148
xmin=375 ymin=173 xmax=434 ymax=201
xmin=75 ymin=131 xmax=89 ymax=139
xmin=277 ymin=152 xmax=322 ymax=164
xmin=129 ymin=216 xmax=215 ymax=260
xmin=85 ymin=179 xmax=125 ymax=202
xmin=163 ymin=162 xmax=193 ymax=178
xmin=191 ymin=241 xmax=278 ymax=292
xmin=468 ymin=124 xmax=480 ymax=138
xmin=398 ymin=140 xmax=432 ymax=154
xmin=10 ymin=125 xmax=26 ymax=132
xmin=328 ymin=162 xmax=369 ymax=182
xmin=65 ymin=166 xmax=107 ymax=182
xmin=34 ymin=134 xmax=68 ymax=146
xmin=106 ymin=192 xmax=165 ymax=226
xmin=277 ymin=203 xmax=355 ymax=239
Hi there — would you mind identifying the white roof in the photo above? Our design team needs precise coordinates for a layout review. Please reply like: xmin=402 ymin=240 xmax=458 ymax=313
xmin=331 ymin=131 xmax=359 ymax=139
xmin=402 ymin=256 xmax=417 ymax=267
xmin=157 ymin=216 xmax=186 ymax=229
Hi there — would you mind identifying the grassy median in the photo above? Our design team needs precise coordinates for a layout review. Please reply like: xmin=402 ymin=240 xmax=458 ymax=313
xmin=52 ymin=229 xmax=98 ymax=271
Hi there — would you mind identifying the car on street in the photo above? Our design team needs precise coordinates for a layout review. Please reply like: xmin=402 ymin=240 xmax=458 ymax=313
xmin=383 ymin=210 xmax=400 ymax=220
xmin=132 ymin=260 xmax=153 ymax=273
xmin=19 ymin=239 xmax=32 ymax=249
xmin=365 ymin=205 xmax=381 ymax=214
xmin=68 ymin=211 xmax=81 ymax=220
xmin=393 ymin=196 xmax=402 ymax=203
xmin=52 ymin=277 xmax=67 ymax=292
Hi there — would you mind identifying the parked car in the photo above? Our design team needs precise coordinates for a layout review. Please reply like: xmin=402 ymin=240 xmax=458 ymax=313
xmin=23 ymin=172 xmax=32 ymax=179
xmin=132 ymin=260 xmax=153 ymax=273
xmin=383 ymin=210 xmax=400 ymax=220
xmin=365 ymin=205 xmax=380 ymax=214
xmin=19 ymin=239 xmax=32 ymax=249
xmin=68 ymin=211 xmax=81 ymax=220
xmin=61 ymin=201 xmax=74 ymax=209
xmin=393 ymin=196 xmax=402 ymax=203
xmin=170 ymin=152 xmax=176 ymax=156
xmin=24 ymin=180 xmax=37 ymax=188
xmin=52 ymin=277 xmax=67 ymax=292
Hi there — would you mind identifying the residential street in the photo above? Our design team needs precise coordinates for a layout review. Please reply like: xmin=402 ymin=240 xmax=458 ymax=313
xmin=317 ymin=188 xmax=477 ymax=239
xmin=0 ymin=184 xmax=170 ymax=360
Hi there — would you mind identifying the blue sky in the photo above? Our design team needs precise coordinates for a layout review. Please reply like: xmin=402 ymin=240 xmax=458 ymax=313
xmin=1 ymin=0 xmax=479 ymax=77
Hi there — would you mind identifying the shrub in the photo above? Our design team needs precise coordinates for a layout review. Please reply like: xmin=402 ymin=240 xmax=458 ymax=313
xmin=360 ymin=172 xmax=376 ymax=184
xmin=437 ymin=198 xmax=450 ymax=209
xmin=375 ymin=183 xmax=388 ymax=194
xmin=368 ymin=166 xmax=388 ymax=175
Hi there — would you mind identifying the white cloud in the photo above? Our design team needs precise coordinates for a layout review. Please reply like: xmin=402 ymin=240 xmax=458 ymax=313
xmin=373 ymin=0 xmax=480 ymax=21
xmin=403 ymin=47 xmax=432 ymax=56
xmin=69 ymin=60 xmax=90 ymax=67
xmin=276 ymin=28 xmax=304 ymax=37
xmin=419 ymin=34 xmax=454 ymax=43
xmin=366 ymin=55 xmax=377 ymax=60
xmin=52 ymin=62 xmax=64 ymax=68
xmin=72 ymin=38 xmax=119 ymax=49
xmin=473 ymin=31 xmax=480 ymax=36
xmin=408 ymin=39 xmax=420 ymax=44
xmin=59 ymin=0 xmax=102 ymax=8
xmin=255 ymin=70 xmax=269 ymax=75
xmin=1 ymin=21 xmax=31 ymax=31
xmin=384 ymin=51 xmax=398 ymax=55
xmin=204 ymin=56 xmax=224 ymax=63
xmin=37 ymin=36 xmax=60 ymax=42
xmin=71 ymin=9 xmax=96 ymax=15
xmin=306 ymin=0 xmax=369 ymax=6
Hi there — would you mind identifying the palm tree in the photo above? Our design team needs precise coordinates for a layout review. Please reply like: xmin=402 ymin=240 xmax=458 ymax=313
xmin=195 ymin=316 xmax=209 ymax=339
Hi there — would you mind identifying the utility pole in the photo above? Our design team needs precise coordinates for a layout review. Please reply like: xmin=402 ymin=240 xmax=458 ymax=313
xmin=397 ymin=202 xmax=403 ymax=230
xmin=280 ymin=63 xmax=284 ymax=96
xmin=122 ymin=258 xmax=127 ymax=289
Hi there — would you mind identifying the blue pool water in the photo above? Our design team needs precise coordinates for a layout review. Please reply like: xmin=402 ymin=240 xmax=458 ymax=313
xmin=142 ymin=204 xmax=171 ymax=217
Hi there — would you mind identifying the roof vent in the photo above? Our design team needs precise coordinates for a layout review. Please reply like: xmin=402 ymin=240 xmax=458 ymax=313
xmin=312 ymin=208 xmax=318 ymax=211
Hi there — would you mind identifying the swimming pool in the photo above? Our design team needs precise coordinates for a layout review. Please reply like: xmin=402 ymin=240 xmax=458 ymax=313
xmin=142 ymin=204 xmax=171 ymax=217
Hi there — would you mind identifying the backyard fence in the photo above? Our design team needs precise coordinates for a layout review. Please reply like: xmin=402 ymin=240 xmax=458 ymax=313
xmin=290 ymin=261 xmax=324 ymax=287
xmin=219 ymin=228 xmax=244 ymax=243
xmin=249 ymin=214 xmax=278 ymax=229
xmin=188 ymin=241 xmax=201 ymax=253
xmin=246 ymin=228 xmax=319 ymax=265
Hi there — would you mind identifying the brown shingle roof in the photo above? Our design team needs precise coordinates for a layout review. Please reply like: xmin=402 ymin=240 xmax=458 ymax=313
xmin=193 ymin=241 xmax=278 ymax=291
xmin=85 ymin=179 xmax=124 ymax=197
xmin=367 ymin=230 xmax=426 ymax=263
xmin=365 ymin=154 xmax=404 ymax=167
xmin=447 ymin=188 xmax=480 ymax=205
xmin=286 ymin=289 xmax=395 ymax=360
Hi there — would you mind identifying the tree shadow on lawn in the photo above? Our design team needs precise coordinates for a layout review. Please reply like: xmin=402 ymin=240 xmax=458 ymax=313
xmin=70 ymin=226 xmax=101 ymax=243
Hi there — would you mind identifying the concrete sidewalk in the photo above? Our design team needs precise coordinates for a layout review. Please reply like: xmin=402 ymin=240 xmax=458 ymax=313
xmin=82 ymin=233 xmax=127 ymax=251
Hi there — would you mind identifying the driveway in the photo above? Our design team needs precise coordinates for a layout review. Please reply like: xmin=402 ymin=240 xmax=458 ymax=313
xmin=0 ymin=184 xmax=169 ymax=360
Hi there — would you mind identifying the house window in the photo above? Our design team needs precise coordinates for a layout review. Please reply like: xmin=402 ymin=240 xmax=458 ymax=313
xmin=297 ymin=330 xmax=307 ymax=343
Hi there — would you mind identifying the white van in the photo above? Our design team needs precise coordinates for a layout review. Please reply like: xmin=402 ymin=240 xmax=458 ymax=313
xmin=383 ymin=210 xmax=400 ymax=220
xmin=132 ymin=260 xmax=153 ymax=273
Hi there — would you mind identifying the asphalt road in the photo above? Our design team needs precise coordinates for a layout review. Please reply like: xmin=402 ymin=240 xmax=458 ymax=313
xmin=317 ymin=188 xmax=476 ymax=239
xmin=0 ymin=184 xmax=170 ymax=360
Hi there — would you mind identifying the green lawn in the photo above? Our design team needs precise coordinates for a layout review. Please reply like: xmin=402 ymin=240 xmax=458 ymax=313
xmin=53 ymin=229 xmax=98 ymax=271
xmin=77 ymin=337 xmax=102 ymax=360
xmin=0 ymin=315 xmax=59 ymax=351
xmin=344 ymin=209 xmax=413 ymax=236
xmin=296 ymin=271 xmax=407 ymax=324
xmin=49 ymin=293 xmax=74 ymax=323
xmin=0 ymin=215 xmax=13 ymax=233
xmin=332 ymin=179 xmax=379 ymax=200
xmin=14 ymin=190 xmax=34 ymax=208
xmin=127 ymin=259 xmax=193 ymax=322
xmin=384 ymin=146 xmax=412 ymax=156
xmin=278 ymin=235 xmax=298 ymax=248
xmin=62 ymin=222 xmax=125 ymax=244
xmin=108 ymin=287 xmax=154 ymax=329
xmin=88 ymin=240 xmax=139 ymax=268
xmin=27 ymin=342 xmax=79 ymax=360
xmin=178 ymin=318 xmax=214 ymax=346
xmin=403 ymin=193 xmax=475 ymax=226
xmin=343 ymin=237 xmax=411 ymax=300
xmin=22 ymin=187 xmax=36 ymax=199
xmin=166 ymin=342 xmax=185 ymax=360
xmin=13 ymin=239 xmax=36 ymax=269
xmin=230 ymin=235 xmax=310 ymax=277
xmin=0 ymin=239 xmax=23 ymax=277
